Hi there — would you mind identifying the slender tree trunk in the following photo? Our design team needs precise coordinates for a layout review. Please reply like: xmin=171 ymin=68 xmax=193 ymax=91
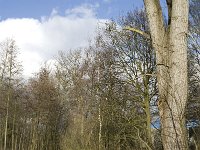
xmin=4 ymin=50 xmax=13 ymax=150
xmin=144 ymin=0 xmax=189 ymax=149
xmin=98 ymin=102 xmax=102 ymax=150
xmin=4 ymin=95 xmax=9 ymax=150
xmin=97 ymin=60 xmax=102 ymax=150
xmin=11 ymin=102 xmax=16 ymax=150
xmin=144 ymin=82 xmax=152 ymax=147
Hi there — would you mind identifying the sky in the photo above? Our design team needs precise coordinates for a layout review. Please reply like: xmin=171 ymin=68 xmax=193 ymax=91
xmin=0 ymin=0 xmax=144 ymax=20
xmin=0 ymin=0 xmax=145 ymax=77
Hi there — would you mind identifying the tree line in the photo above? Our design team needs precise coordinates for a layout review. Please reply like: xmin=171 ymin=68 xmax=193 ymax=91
xmin=0 ymin=0 xmax=199 ymax=149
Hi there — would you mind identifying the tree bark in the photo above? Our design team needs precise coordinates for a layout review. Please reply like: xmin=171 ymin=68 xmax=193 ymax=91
xmin=144 ymin=0 xmax=189 ymax=149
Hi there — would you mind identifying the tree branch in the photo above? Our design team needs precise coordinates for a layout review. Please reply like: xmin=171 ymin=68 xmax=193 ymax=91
xmin=123 ymin=26 xmax=150 ymax=39
xmin=143 ymin=0 xmax=165 ymax=45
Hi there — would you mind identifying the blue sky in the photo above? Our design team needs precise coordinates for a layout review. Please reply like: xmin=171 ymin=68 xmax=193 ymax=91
xmin=0 ymin=0 xmax=144 ymax=20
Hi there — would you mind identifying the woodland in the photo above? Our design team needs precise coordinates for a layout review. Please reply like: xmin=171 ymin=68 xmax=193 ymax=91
xmin=0 ymin=0 xmax=199 ymax=150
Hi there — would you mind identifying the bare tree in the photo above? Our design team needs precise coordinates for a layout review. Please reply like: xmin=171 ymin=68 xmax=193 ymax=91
xmin=0 ymin=39 xmax=22 ymax=150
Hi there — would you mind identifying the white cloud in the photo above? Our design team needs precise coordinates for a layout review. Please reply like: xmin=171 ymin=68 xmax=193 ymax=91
xmin=65 ymin=3 xmax=99 ymax=18
xmin=0 ymin=4 xmax=108 ymax=77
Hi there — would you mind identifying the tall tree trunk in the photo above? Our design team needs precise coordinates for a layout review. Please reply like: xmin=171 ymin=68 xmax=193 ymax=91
xmin=144 ymin=76 xmax=153 ymax=148
xmin=144 ymin=0 xmax=189 ymax=149
xmin=97 ymin=64 xmax=102 ymax=150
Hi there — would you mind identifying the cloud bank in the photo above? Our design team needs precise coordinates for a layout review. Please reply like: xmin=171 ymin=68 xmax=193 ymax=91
xmin=0 ymin=4 xmax=107 ymax=77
